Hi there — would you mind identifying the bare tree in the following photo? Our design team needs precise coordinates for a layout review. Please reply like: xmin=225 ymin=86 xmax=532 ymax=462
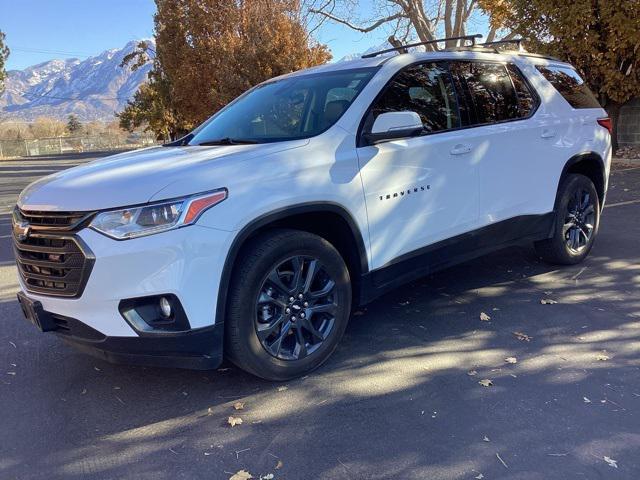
xmin=308 ymin=0 xmax=509 ymax=50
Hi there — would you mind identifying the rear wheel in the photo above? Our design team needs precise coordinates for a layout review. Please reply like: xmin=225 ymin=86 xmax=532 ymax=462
xmin=535 ymin=174 xmax=600 ymax=265
xmin=225 ymin=229 xmax=351 ymax=380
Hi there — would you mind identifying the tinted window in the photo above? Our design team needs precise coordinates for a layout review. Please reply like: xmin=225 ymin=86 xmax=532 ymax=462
xmin=189 ymin=68 xmax=376 ymax=145
xmin=506 ymin=63 xmax=538 ymax=117
xmin=452 ymin=62 xmax=519 ymax=125
xmin=535 ymin=65 xmax=601 ymax=109
xmin=370 ymin=62 xmax=459 ymax=133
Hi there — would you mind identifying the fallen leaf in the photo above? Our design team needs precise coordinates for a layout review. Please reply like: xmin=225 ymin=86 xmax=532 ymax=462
xmin=596 ymin=353 xmax=610 ymax=361
xmin=483 ymin=436 xmax=490 ymax=442
xmin=228 ymin=416 xmax=243 ymax=427
xmin=234 ymin=402 xmax=245 ymax=410
xmin=259 ymin=475 xmax=274 ymax=480
xmin=475 ymin=474 xmax=484 ymax=479
xmin=583 ymin=397 xmax=592 ymax=403
xmin=480 ymin=312 xmax=491 ymax=322
xmin=513 ymin=331 xmax=532 ymax=342
xmin=275 ymin=460 xmax=283 ymax=469
xmin=540 ymin=298 xmax=558 ymax=305
xmin=229 ymin=470 xmax=253 ymax=480
xmin=478 ymin=379 xmax=493 ymax=387
xmin=504 ymin=357 xmax=517 ymax=364
xmin=467 ymin=370 xmax=478 ymax=376
xmin=604 ymin=456 xmax=618 ymax=469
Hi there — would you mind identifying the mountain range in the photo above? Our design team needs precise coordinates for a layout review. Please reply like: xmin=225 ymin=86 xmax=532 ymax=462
xmin=0 ymin=40 xmax=153 ymax=122
xmin=0 ymin=40 xmax=387 ymax=123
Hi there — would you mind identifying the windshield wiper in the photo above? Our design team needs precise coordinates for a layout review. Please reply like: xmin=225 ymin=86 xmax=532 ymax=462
xmin=194 ymin=137 xmax=259 ymax=146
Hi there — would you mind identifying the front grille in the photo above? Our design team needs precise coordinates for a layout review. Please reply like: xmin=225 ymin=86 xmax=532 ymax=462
xmin=13 ymin=208 xmax=95 ymax=298
xmin=15 ymin=208 xmax=95 ymax=231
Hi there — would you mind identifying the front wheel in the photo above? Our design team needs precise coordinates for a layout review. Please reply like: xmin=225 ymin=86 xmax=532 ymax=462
xmin=535 ymin=173 xmax=600 ymax=265
xmin=225 ymin=229 xmax=351 ymax=380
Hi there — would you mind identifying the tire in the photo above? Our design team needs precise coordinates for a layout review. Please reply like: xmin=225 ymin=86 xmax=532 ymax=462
xmin=225 ymin=229 xmax=352 ymax=381
xmin=535 ymin=173 xmax=600 ymax=265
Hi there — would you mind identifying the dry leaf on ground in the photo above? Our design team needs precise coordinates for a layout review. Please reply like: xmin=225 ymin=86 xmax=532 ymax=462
xmin=513 ymin=332 xmax=532 ymax=342
xmin=478 ymin=379 xmax=493 ymax=387
xmin=233 ymin=402 xmax=245 ymax=410
xmin=604 ymin=456 xmax=618 ymax=468
xmin=504 ymin=357 xmax=517 ymax=364
xmin=228 ymin=416 xmax=243 ymax=427
xmin=229 ymin=470 xmax=253 ymax=480
xmin=480 ymin=312 xmax=491 ymax=321
xmin=596 ymin=353 xmax=610 ymax=361
xmin=583 ymin=397 xmax=592 ymax=403
xmin=259 ymin=475 xmax=274 ymax=480
xmin=540 ymin=299 xmax=558 ymax=305
xmin=483 ymin=436 xmax=490 ymax=442
xmin=275 ymin=460 xmax=283 ymax=469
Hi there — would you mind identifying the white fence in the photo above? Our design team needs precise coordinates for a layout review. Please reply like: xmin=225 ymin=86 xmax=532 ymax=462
xmin=0 ymin=134 xmax=159 ymax=158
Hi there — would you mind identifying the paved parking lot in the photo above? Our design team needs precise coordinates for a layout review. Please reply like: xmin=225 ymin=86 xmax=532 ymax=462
xmin=1 ymin=154 xmax=640 ymax=479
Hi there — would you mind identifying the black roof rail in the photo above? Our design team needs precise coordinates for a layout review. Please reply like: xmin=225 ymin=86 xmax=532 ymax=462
xmin=481 ymin=38 xmax=526 ymax=51
xmin=361 ymin=34 xmax=482 ymax=59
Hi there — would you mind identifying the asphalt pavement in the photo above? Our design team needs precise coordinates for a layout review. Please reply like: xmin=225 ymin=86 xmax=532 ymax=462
xmin=1 ymin=153 xmax=640 ymax=480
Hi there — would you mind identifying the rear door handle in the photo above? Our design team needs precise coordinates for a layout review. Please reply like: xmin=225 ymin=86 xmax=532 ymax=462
xmin=541 ymin=129 xmax=556 ymax=139
xmin=450 ymin=144 xmax=472 ymax=155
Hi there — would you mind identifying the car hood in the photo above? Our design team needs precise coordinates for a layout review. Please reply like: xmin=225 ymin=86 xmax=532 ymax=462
xmin=17 ymin=141 xmax=306 ymax=212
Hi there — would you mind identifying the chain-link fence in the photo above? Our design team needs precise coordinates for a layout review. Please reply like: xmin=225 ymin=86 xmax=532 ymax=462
xmin=0 ymin=133 xmax=159 ymax=158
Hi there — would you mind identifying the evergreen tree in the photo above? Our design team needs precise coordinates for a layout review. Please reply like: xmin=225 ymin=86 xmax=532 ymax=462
xmin=66 ymin=114 xmax=82 ymax=135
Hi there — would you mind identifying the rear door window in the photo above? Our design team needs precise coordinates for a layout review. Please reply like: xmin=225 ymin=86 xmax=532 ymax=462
xmin=451 ymin=61 xmax=519 ymax=125
xmin=535 ymin=65 xmax=601 ymax=109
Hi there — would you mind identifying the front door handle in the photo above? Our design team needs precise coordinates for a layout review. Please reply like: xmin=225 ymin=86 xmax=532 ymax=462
xmin=450 ymin=144 xmax=472 ymax=155
xmin=541 ymin=128 xmax=556 ymax=139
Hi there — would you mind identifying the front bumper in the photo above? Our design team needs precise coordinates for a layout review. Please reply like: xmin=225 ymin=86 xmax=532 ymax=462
xmin=16 ymin=223 xmax=235 ymax=368
xmin=18 ymin=295 xmax=224 ymax=369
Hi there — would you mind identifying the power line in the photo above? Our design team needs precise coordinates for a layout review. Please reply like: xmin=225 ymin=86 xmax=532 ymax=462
xmin=10 ymin=46 xmax=99 ymax=58
xmin=21 ymin=91 xmax=130 ymax=102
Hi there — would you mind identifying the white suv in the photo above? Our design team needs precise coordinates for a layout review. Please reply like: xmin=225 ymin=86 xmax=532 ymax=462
xmin=13 ymin=38 xmax=612 ymax=380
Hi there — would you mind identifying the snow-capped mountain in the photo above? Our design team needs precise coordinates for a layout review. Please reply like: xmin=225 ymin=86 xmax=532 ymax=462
xmin=0 ymin=40 xmax=153 ymax=122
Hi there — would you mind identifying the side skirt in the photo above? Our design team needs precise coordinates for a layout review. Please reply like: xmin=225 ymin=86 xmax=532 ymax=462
xmin=358 ymin=213 xmax=555 ymax=305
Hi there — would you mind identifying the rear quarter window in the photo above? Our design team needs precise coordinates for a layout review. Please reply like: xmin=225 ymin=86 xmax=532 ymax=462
xmin=535 ymin=65 xmax=601 ymax=109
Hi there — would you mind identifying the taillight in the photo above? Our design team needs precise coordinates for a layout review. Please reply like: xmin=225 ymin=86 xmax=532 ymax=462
xmin=597 ymin=117 xmax=612 ymax=135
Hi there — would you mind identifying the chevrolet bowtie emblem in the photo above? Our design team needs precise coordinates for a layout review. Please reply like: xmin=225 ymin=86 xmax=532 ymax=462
xmin=13 ymin=221 xmax=30 ymax=242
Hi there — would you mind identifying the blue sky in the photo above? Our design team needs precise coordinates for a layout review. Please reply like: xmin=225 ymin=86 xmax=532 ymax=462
xmin=1 ymin=0 xmax=487 ymax=70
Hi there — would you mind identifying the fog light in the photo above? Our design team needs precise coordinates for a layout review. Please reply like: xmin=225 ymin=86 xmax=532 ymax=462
xmin=159 ymin=297 xmax=172 ymax=318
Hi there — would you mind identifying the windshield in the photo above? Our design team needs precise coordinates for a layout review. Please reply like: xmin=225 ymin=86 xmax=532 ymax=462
xmin=189 ymin=68 xmax=378 ymax=145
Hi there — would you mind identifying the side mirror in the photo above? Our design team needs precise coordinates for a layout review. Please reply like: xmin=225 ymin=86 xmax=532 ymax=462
xmin=364 ymin=111 xmax=423 ymax=145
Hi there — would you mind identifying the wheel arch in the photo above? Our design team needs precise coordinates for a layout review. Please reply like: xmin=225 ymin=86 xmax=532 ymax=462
xmin=215 ymin=203 xmax=369 ymax=327
xmin=558 ymin=152 xmax=606 ymax=208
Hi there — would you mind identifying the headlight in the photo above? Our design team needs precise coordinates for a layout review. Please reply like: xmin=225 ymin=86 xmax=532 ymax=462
xmin=90 ymin=189 xmax=227 ymax=240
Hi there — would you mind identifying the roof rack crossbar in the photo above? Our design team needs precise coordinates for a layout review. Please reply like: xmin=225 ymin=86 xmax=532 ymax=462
xmin=361 ymin=34 xmax=483 ymax=59
xmin=481 ymin=38 xmax=526 ymax=52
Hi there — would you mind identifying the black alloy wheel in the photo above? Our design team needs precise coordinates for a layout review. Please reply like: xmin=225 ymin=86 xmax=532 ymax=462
xmin=256 ymin=255 xmax=337 ymax=360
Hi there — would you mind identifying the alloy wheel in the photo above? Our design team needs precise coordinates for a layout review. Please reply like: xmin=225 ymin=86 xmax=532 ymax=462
xmin=255 ymin=256 xmax=337 ymax=360
xmin=563 ymin=187 xmax=596 ymax=254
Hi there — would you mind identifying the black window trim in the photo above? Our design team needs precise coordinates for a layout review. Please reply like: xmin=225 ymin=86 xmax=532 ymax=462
xmin=357 ymin=59 xmax=541 ymax=148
